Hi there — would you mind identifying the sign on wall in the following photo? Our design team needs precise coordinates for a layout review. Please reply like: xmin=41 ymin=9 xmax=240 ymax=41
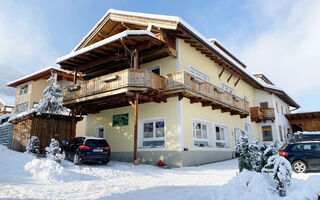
xmin=112 ymin=113 xmax=129 ymax=127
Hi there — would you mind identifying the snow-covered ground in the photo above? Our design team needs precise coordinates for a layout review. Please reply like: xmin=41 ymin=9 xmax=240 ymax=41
xmin=0 ymin=145 xmax=319 ymax=200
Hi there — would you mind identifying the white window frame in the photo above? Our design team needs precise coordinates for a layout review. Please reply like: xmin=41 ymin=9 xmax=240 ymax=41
xmin=233 ymin=127 xmax=242 ymax=147
xmin=189 ymin=67 xmax=210 ymax=82
xmin=214 ymin=123 xmax=230 ymax=149
xmin=20 ymin=84 xmax=28 ymax=95
xmin=94 ymin=126 xmax=105 ymax=138
xmin=145 ymin=65 xmax=161 ymax=75
xmin=192 ymin=119 xmax=213 ymax=148
xmin=244 ymin=123 xmax=253 ymax=139
xmin=222 ymin=84 xmax=234 ymax=94
xmin=138 ymin=117 xmax=166 ymax=150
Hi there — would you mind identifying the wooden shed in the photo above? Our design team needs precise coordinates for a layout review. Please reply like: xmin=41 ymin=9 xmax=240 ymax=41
xmin=285 ymin=111 xmax=320 ymax=133
xmin=11 ymin=113 xmax=82 ymax=152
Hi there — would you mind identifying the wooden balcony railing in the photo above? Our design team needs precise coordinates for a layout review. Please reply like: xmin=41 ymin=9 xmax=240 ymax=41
xmin=250 ymin=107 xmax=275 ymax=122
xmin=165 ymin=71 xmax=249 ymax=114
xmin=63 ymin=69 xmax=166 ymax=103
xmin=63 ymin=69 xmax=249 ymax=115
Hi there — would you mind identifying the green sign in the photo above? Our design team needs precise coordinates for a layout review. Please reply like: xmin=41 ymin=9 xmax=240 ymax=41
xmin=113 ymin=113 xmax=129 ymax=127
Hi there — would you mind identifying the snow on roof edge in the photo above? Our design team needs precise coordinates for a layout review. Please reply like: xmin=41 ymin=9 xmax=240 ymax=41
xmin=71 ymin=8 xmax=181 ymax=52
xmin=7 ymin=66 xmax=67 ymax=87
xmin=57 ymin=30 xmax=155 ymax=64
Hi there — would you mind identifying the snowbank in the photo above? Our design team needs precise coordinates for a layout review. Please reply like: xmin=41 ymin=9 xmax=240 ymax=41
xmin=24 ymin=159 xmax=64 ymax=182
xmin=1 ymin=145 xmax=320 ymax=200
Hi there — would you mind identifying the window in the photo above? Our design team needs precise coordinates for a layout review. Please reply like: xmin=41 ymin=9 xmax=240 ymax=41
xmin=20 ymin=85 xmax=28 ymax=95
xmin=193 ymin=120 xmax=212 ymax=147
xmin=244 ymin=123 xmax=253 ymax=139
xmin=146 ymin=65 xmax=160 ymax=75
xmin=303 ymin=144 xmax=320 ymax=152
xmin=244 ymin=95 xmax=248 ymax=102
xmin=262 ymin=126 xmax=273 ymax=141
xmin=140 ymin=119 xmax=165 ymax=148
xmin=276 ymin=102 xmax=279 ymax=113
xmin=260 ymin=102 xmax=269 ymax=109
xmin=94 ymin=126 xmax=105 ymax=138
xmin=15 ymin=102 xmax=28 ymax=114
xmin=215 ymin=125 xmax=229 ymax=148
xmin=279 ymin=125 xmax=283 ymax=141
xmin=190 ymin=67 xmax=210 ymax=82
xmin=281 ymin=105 xmax=283 ymax=115
xmin=222 ymin=84 xmax=234 ymax=94
xmin=287 ymin=105 xmax=290 ymax=114
xmin=33 ymin=102 xmax=39 ymax=108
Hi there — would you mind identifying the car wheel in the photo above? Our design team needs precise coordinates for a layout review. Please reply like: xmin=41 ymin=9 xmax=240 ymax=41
xmin=292 ymin=160 xmax=307 ymax=173
xmin=73 ymin=154 xmax=81 ymax=165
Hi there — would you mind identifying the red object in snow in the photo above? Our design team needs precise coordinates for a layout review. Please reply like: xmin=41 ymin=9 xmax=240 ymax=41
xmin=157 ymin=160 xmax=166 ymax=167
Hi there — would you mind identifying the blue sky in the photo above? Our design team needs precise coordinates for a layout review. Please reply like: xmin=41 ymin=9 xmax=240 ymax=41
xmin=0 ymin=0 xmax=319 ymax=112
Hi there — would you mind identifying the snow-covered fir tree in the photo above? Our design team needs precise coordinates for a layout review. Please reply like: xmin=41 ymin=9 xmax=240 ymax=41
xmin=37 ymin=71 xmax=64 ymax=114
xmin=45 ymin=138 xmax=63 ymax=163
xmin=236 ymin=132 xmax=262 ymax=172
xmin=262 ymin=155 xmax=292 ymax=195
xmin=26 ymin=136 xmax=40 ymax=154
xmin=260 ymin=142 xmax=278 ymax=170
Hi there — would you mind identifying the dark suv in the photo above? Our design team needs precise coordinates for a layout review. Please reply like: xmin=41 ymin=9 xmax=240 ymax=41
xmin=61 ymin=137 xmax=111 ymax=165
xmin=280 ymin=142 xmax=320 ymax=173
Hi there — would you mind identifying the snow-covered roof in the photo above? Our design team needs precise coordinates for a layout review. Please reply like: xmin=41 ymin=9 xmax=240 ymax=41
xmin=294 ymin=131 xmax=320 ymax=136
xmin=0 ymin=94 xmax=15 ymax=106
xmin=57 ymin=30 xmax=156 ymax=64
xmin=71 ymin=9 xmax=247 ymax=72
xmin=7 ymin=66 xmax=68 ymax=87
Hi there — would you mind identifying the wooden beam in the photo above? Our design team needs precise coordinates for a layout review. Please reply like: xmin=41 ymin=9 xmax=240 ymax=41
xmin=212 ymin=105 xmax=221 ymax=110
xmin=190 ymin=97 xmax=202 ymax=104
xmin=133 ymin=94 xmax=139 ymax=163
xmin=133 ymin=49 xmax=139 ymax=69
xmin=218 ymin=68 xmax=225 ymax=78
xmin=230 ymin=111 xmax=239 ymax=116
xmin=221 ymin=108 xmax=230 ymax=113
xmin=240 ymin=114 xmax=248 ymax=119
xmin=227 ymin=74 xmax=233 ymax=83
xmin=234 ymin=77 xmax=241 ymax=87
xmin=201 ymin=101 xmax=212 ymax=107
xmin=73 ymin=70 xmax=77 ymax=84
xmin=178 ymin=93 xmax=184 ymax=101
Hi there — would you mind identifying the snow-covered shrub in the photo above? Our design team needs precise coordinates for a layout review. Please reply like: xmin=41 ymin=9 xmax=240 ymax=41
xmin=37 ymin=71 xmax=65 ymax=114
xmin=236 ymin=132 xmax=262 ymax=172
xmin=26 ymin=136 xmax=40 ymax=154
xmin=262 ymin=155 xmax=292 ymax=195
xmin=45 ymin=139 xmax=62 ymax=163
xmin=260 ymin=142 xmax=278 ymax=171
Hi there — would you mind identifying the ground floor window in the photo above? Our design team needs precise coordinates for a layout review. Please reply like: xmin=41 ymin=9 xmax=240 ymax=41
xmin=193 ymin=120 xmax=212 ymax=147
xmin=279 ymin=125 xmax=283 ymax=141
xmin=262 ymin=126 xmax=273 ymax=141
xmin=95 ymin=126 xmax=105 ymax=138
xmin=215 ymin=125 xmax=229 ymax=148
xmin=141 ymin=119 xmax=165 ymax=148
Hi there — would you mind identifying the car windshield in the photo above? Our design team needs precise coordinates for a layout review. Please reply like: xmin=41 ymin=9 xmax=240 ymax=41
xmin=85 ymin=139 xmax=108 ymax=147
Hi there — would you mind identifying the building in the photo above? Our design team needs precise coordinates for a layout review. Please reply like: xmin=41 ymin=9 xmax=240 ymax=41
xmin=285 ymin=111 xmax=320 ymax=133
xmin=6 ymin=67 xmax=87 ymax=137
xmin=250 ymin=73 xmax=299 ymax=144
xmin=56 ymin=9 xmax=297 ymax=167
xmin=0 ymin=94 xmax=15 ymax=115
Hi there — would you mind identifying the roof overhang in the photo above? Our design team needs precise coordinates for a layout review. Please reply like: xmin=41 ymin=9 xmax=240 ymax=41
xmin=7 ymin=67 xmax=74 ymax=88
xmin=57 ymin=30 xmax=168 ymax=78
xmin=286 ymin=111 xmax=320 ymax=120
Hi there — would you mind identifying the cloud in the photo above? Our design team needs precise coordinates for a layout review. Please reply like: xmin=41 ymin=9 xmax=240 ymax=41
xmin=0 ymin=1 xmax=58 ymax=74
xmin=235 ymin=0 xmax=320 ymax=96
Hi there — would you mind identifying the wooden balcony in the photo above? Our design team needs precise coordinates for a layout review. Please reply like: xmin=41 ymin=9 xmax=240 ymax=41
xmin=250 ymin=107 xmax=275 ymax=122
xmin=164 ymin=71 xmax=249 ymax=117
xmin=63 ymin=69 xmax=249 ymax=117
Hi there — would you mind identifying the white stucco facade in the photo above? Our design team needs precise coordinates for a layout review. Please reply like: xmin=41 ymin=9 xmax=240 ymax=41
xmin=254 ymin=89 xmax=292 ymax=144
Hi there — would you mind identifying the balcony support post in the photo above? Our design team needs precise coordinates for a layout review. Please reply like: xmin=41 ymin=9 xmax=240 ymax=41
xmin=133 ymin=93 xmax=139 ymax=164
xmin=73 ymin=70 xmax=77 ymax=84
xmin=133 ymin=49 xmax=139 ymax=69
